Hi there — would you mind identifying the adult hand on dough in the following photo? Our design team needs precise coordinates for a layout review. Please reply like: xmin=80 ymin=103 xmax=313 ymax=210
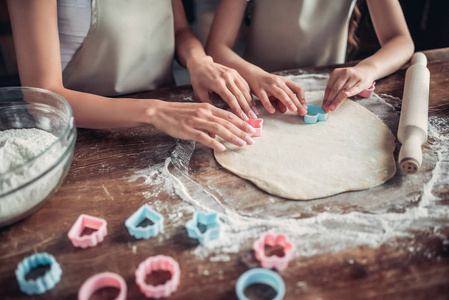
xmin=188 ymin=55 xmax=257 ymax=121
xmin=245 ymin=70 xmax=308 ymax=116
xmin=149 ymin=100 xmax=256 ymax=151
xmin=322 ymin=66 xmax=375 ymax=113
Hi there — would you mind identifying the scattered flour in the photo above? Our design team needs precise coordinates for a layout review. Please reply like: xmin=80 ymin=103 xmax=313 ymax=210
xmin=132 ymin=74 xmax=449 ymax=262
xmin=0 ymin=128 xmax=65 ymax=224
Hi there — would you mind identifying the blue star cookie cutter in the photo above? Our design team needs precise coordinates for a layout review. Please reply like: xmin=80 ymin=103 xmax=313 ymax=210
xmin=304 ymin=104 xmax=328 ymax=124
xmin=185 ymin=211 xmax=221 ymax=245
xmin=235 ymin=268 xmax=285 ymax=300
xmin=125 ymin=204 xmax=164 ymax=239
xmin=15 ymin=252 xmax=62 ymax=295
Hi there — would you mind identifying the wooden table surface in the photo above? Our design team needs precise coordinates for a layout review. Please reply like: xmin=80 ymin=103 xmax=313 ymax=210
xmin=1 ymin=48 xmax=449 ymax=300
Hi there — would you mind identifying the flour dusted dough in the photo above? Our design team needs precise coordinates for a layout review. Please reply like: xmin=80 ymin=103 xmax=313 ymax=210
xmin=214 ymin=91 xmax=396 ymax=200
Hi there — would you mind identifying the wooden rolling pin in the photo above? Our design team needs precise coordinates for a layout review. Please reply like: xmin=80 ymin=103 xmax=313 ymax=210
xmin=398 ymin=52 xmax=430 ymax=174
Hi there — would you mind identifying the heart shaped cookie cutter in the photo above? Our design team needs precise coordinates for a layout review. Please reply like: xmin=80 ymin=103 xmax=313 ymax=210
xmin=304 ymin=104 xmax=328 ymax=124
xmin=358 ymin=81 xmax=376 ymax=98
xmin=68 ymin=214 xmax=108 ymax=248
xmin=185 ymin=211 xmax=222 ymax=245
xmin=253 ymin=232 xmax=295 ymax=271
xmin=125 ymin=204 xmax=164 ymax=239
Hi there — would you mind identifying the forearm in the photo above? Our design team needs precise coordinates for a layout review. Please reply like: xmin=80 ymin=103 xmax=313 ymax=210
xmin=355 ymin=35 xmax=414 ymax=80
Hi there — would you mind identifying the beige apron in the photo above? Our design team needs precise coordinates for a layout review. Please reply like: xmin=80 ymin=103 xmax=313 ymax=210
xmin=244 ymin=0 xmax=357 ymax=72
xmin=62 ymin=0 xmax=175 ymax=96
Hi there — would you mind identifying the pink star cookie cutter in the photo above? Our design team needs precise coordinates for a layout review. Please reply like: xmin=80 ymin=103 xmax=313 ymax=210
xmin=68 ymin=214 xmax=107 ymax=248
xmin=358 ymin=81 xmax=376 ymax=98
xmin=78 ymin=272 xmax=127 ymax=300
xmin=135 ymin=255 xmax=180 ymax=299
xmin=253 ymin=232 xmax=295 ymax=271
xmin=246 ymin=118 xmax=263 ymax=137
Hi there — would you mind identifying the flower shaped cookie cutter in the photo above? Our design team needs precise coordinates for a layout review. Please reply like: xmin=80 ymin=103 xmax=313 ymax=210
xmin=246 ymin=118 xmax=264 ymax=137
xmin=358 ymin=81 xmax=376 ymax=98
xmin=235 ymin=268 xmax=285 ymax=300
xmin=253 ymin=232 xmax=295 ymax=271
xmin=135 ymin=255 xmax=180 ymax=299
xmin=304 ymin=104 xmax=328 ymax=124
xmin=185 ymin=211 xmax=221 ymax=245
xmin=78 ymin=272 xmax=127 ymax=300
xmin=15 ymin=252 xmax=62 ymax=295
xmin=125 ymin=204 xmax=164 ymax=239
xmin=68 ymin=214 xmax=107 ymax=248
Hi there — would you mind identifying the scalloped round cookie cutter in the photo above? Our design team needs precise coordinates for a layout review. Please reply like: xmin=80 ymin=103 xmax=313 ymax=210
xmin=125 ymin=204 xmax=164 ymax=239
xmin=135 ymin=255 xmax=180 ymax=299
xmin=68 ymin=214 xmax=108 ymax=248
xmin=15 ymin=252 xmax=62 ymax=295
xmin=185 ymin=211 xmax=222 ymax=245
xmin=235 ymin=268 xmax=286 ymax=300
xmin=78 ymin=272 xmax=127 ymax=300
xmin=304 ymin=104 xmax=328 ymax=124
xmin=253 ymin=232 xmax=295 ymax=271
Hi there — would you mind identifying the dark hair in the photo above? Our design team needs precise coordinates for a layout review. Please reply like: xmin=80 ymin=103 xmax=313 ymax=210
xmin=347 ymin=3 xmax=361 ymax=60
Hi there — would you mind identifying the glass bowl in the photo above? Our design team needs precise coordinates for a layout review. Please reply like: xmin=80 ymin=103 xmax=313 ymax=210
xmin=0 ymin=87 xmax=76 ymax=227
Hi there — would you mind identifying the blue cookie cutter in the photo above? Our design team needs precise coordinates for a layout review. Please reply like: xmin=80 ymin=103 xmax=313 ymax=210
xmin=185 ymin=211 xmax=221 ymax=245
xmin=15 ymin=252 xmax=62 ymax=295
xmin=125 ymin=204 xmax=164 ymax=239
xmin=303 ymin=104 xmax=328 ymax=124
xmin=235 ymin=268 xmax=285 ymax=300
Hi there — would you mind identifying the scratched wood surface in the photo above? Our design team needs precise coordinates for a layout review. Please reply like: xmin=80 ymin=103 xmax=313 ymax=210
xmin=1 ymin=48 xmax=449 ymax=300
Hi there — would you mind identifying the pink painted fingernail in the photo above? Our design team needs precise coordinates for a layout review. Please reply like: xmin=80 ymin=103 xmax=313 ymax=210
xmin=247 ymin=125 xmax=256 ymax=134
xmin=252 ymin=106 xmax=259 ymax=115
xmin=248 ymin=110 xmax=258 ymax=119
xmin=240 ymin=112 xmax=249 ymax=121
xmin=236 ymin=138 xmax=246 ymax=146
xmin=245 ymin=136 xmax=255 ymax=145
xmin=216 ymin=143 xmax=226 ymax=151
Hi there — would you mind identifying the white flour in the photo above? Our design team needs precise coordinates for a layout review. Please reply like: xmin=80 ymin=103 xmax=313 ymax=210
xmin=0 ymin=128 xmax=64 ymax=223
xmin=132 ymin=74 xmax=449 ymax=264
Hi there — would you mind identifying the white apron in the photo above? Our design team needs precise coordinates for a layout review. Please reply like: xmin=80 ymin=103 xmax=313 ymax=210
xmin=62 ymin=0 xmax=175 ymax=96
xmin=244 ymin=0 xmax=357 ymax=72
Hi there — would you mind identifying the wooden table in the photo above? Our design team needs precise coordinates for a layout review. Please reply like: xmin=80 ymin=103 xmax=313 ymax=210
xmin=1 ymin=48 xmax=449 ymax=300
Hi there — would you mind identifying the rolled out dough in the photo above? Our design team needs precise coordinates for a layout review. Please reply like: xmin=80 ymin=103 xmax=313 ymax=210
xmin=214 ymin=91 xmax=396 ymax=200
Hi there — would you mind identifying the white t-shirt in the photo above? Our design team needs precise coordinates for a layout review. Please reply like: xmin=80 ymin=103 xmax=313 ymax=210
xmin=57 ymin=0 xmax=91 ymax=70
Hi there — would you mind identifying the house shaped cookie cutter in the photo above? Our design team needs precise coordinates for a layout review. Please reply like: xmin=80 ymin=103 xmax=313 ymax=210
xmin=68 ymin=214 xmax=107 ymax=248
xmin=185 ymin=211 xmax=221 ymax=245
xmin=125 ymin=204 xmax=164 ymax=239
xmin=304 ymin=104 xmax=328 ymax=124
xmin=253 ymin=232 xmax=295 ymax=271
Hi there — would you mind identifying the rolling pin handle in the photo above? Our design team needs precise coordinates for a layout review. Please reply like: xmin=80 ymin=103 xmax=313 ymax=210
xmin=398 ymin=130 xmax=423 ymax=174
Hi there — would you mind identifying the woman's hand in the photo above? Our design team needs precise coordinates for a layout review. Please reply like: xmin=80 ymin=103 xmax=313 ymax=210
xmin=322 ymin=66 xmax=375 ymax=113
xmin=245 ymin=71 xmax=308 ymax=116
xmin=148 ymin=100 xmax=256 ymax=151
xmin=188 ymin=55 xmax=256 ymax=121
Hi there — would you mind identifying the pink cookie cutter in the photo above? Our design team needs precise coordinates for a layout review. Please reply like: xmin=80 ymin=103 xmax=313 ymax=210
xmin=135 ymin=255 xmax=180 ymax=299
xmin=68 ymin=214 xmax=107 ymax=248
xmin=246 ymin=118 xmax=263 ymax=137
xmin=358 ymin=81 xmax=376 ymax=98
xmin=78 ymin=272 xmax=127 ymax=300
xmin=253 ymin=232 xmax=295 ymax=271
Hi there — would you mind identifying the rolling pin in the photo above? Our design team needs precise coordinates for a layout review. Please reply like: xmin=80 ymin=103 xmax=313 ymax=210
xmin=397 ymin=52 xmax=430 ymax=174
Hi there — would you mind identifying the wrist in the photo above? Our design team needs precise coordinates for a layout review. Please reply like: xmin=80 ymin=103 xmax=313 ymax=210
xmin=186 ymin=54 xmax=213 ymax=71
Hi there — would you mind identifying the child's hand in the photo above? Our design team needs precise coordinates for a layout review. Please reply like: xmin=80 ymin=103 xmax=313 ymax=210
xmin=246 ymin=72 xmax=308 ymax=116
xmin=188 ymin=56 xmax=256 ymax=121
xmin=322 ymin=66 xmax=375 ymax=113
xmin=149 ymin=100 xmax=256 ymax=151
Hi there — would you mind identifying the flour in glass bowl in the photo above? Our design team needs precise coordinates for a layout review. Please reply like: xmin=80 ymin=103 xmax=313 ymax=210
xmin=0 ymin=128 xmax=64 ymax=223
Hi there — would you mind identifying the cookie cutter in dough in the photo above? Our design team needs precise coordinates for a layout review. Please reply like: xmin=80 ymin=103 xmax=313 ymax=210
xmin=78 ymin=272 xmax=127 ymax=300
xmin=358 ymin=81 xmax=376 ymax=98
xmin=68 ymin=214 xmax=108 ymax=248
xmin=235 ymin=268 xmax=286 ymax=300
xmin=304 ymin=104 xmax=329 ymax=124
xmin=246 ymin=118 xmax=264 ymax=137
xmin=15 ymin=252 xmax=62 ymax=295
xmin=125 ymin=204 xmax=164 ymax=239
xmin=185 ymin=211 xmax=221 ymax=245
xmin=253 ymin=232 xmax=295 ymax=271
xmin=135 ymin=255 xmax=180 ymax=299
